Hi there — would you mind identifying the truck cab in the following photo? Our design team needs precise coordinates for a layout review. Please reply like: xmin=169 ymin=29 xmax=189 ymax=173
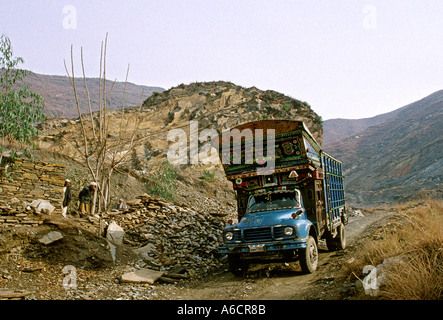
xmin=214 ymin=120 xmax=347 ymax=275
xmin=221 ymin=187 xmax=321 ymax=274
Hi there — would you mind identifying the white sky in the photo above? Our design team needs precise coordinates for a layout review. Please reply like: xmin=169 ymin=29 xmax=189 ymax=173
xmin=2 ymin=0 xmax=443 ymax=120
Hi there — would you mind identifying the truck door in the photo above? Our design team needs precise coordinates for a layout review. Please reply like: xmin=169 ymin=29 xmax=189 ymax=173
xmin=237 ymin=191 xmax=248 ymax=220
xmin=302 ymin=185 xmax=316 ymax=221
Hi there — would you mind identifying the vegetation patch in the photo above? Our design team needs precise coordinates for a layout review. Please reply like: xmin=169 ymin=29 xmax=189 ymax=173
xmin=345 ymin=200 xmax=443 ymax=300
xmin=146 ymin=161 xmax=178 ymax=201
xmin=199 ymin=169 xmax=217 ymax=183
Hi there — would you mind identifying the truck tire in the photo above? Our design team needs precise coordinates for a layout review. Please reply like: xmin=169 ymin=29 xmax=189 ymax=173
xmin=228 ymin=254 xmax=249 ymax=276
xmin=326 ymin=223 xmax=346 ymax=251
xmin=299 ymin=236 xmax=318 ymax=274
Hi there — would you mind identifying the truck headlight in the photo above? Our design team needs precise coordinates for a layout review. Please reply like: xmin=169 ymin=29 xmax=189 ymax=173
xmin=225 ymin=232 xmax=234 ymax=241
xmin=284 ymin=227 xmax=294 ymax=236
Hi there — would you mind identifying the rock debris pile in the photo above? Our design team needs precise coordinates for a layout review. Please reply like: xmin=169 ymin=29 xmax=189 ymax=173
xmin=0 ymin=199 xmax=56 ymax=227
xmin=103 ymin=193 xmax=227 ymax=274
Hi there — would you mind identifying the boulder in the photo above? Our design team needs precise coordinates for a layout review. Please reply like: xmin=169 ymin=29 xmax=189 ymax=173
xmin=30 ymin=199 xmax=55 ymax=215
xmin=0 ymin=290 xmax=34 ymax=299
xmin=133 ymin=243 xmax=157 ymax=258
xmin=351 ymin=209 xmax=365 ymax=217
xmin=126 ymin=198 xmax=142 ymax=206
xmin=38 ymin=231 xmax=63 ymax=245
xmin=120 ymin=268 xmax=164 ymax=284
xmin=106 ymin=221 xmax=125 ymax=245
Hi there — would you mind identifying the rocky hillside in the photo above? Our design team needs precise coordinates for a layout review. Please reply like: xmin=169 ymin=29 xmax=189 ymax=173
xmin=141 ymin=81 xmax=323 ymax=143
xmin=19 ymin=71 xmax=164 ymax=118
xmin=324 ymin=90 xmax=443 ymax=206
xmin=35 ymin=81 xmax=323 ymax=212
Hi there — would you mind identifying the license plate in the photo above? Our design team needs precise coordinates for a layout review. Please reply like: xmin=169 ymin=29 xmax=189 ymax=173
xmin=249 ymin=244 xmax=266 ymax=253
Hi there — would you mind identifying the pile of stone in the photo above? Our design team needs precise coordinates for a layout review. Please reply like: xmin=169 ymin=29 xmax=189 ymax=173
xmin=0 ymin=212 xmax=43 ymax=227
xmin=103 ymin=193 xmax=227 ymax=274
xmin=0 ymin=198 xmax=52 ymax=227
xmin=0 ymin=158 xmax=65 ymax=215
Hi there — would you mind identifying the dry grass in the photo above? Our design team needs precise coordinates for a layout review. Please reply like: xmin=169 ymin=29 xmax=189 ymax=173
xmin=347 ymin=200 xmax=443 ymax=300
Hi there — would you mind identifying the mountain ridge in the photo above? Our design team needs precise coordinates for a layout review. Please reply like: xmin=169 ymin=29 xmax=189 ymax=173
xmin=324 ymin=90 xmax=443 ymax=206
xmin=323 ymin=89 xmax=443 ymax=145
xmin=17 ymin=70 xmax=165 ymax=118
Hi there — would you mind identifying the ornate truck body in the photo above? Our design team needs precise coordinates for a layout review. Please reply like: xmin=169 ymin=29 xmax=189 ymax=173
xmin=214 ymin=120 xmax=347 ymax=275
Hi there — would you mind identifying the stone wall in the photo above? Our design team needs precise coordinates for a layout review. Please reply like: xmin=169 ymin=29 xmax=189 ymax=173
xmin=0 ymin=157 xmax=66 ymax=216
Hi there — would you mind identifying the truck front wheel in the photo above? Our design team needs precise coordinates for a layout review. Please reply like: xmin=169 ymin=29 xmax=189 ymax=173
xmin=299 ymin=236 xmax=318 ymax=274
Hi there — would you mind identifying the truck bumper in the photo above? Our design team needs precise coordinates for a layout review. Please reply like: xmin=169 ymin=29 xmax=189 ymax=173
xmin=219 ymin=239 xmax=307 ymax=255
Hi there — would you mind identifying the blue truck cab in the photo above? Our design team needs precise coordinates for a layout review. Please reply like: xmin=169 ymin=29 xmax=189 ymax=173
xmin=214 ymin=120 xmax=347 ymax=275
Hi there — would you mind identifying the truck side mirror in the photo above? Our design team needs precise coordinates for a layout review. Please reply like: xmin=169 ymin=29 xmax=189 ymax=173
xmin=291 ymin=209 xmax=302 ymax=218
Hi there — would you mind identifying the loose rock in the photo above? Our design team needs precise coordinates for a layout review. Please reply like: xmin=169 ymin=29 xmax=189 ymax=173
xmin=121 ymin=268 xmax=164 ymax=284
xmin=38 ymin=231 xmax=63 ymax=245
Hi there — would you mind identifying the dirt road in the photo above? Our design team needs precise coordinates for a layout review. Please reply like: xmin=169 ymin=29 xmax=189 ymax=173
xmin=154 ymin=208 xmax=393 ymax=300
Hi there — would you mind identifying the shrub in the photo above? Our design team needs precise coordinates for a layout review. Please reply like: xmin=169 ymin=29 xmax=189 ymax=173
xmin=200 ymin=169 xmax=217 ymax=183
xmin=146 ymin=161 xmax=177 ymax=201
xmin=314 ymin=115 xmax=323 ymax=125
xmin=347 ymin=200 xmax=443 ymax=300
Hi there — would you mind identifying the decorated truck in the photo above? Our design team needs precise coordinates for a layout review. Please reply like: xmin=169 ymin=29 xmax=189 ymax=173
xmin=213 ymin=120 xmax=347 ymax=275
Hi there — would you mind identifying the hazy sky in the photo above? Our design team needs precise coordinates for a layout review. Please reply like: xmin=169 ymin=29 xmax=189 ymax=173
xmin=2 ymin=0 xmax=443 ymax=120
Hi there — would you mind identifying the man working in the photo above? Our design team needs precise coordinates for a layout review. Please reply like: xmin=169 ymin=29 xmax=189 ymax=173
xmin=116 ymin=198 xmax=128 ymax=211
xmin=78 ymin=182 xmax=97 ymax=216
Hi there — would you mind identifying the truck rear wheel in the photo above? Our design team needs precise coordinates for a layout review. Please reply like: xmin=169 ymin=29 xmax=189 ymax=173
xmin=228 ymin=254 xmax=249 ymax=276
xmin=326 ymin=223 xmax=346 ymax=251
xmin=299 ymin=236 xmax=318 ymax=274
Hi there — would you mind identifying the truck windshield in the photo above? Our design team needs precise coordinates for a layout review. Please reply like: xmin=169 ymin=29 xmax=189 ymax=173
xmin=246 ymin=191 xmax=300 ymax=213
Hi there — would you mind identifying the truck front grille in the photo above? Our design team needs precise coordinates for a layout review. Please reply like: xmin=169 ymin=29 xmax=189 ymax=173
xmin=244 ymin=227 xmax=272 ymax=242
xmin=232 ymin=230 xmax=242 ymax=242
xmin=273 ymin=226 xmax=287 ymax=239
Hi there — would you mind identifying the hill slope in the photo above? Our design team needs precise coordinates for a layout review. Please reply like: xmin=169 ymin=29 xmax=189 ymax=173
xmin=322 ymin=108 xmax=404 ymax=145
xmin=324 ymin=90 xmax=443 ymax=206
xmin=36 ymin=81 xmax=323 ymax=211
xmin=38 ymin=80 xmax=323 ymax=159
xmin=20 ymin=71 xmax=164 ymax=118
xmin=141 ymin=81 xmax=323 ymax=144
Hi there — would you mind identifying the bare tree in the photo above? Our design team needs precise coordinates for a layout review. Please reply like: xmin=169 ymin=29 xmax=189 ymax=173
xmin=64 ymin=34 xmax=144 ymax=214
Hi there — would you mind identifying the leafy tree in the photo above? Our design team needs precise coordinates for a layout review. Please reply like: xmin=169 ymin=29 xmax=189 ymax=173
xmin=0 ymin=34 xmax=45 ymax=166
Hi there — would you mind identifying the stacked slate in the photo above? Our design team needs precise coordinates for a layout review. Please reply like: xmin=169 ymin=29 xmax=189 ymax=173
xmin=103 ymin=194 xmax=226 ymax=274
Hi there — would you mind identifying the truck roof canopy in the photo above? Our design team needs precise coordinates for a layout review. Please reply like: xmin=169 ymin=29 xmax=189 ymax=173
xmin=212 ymin=120 xmax=324 ymax=179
